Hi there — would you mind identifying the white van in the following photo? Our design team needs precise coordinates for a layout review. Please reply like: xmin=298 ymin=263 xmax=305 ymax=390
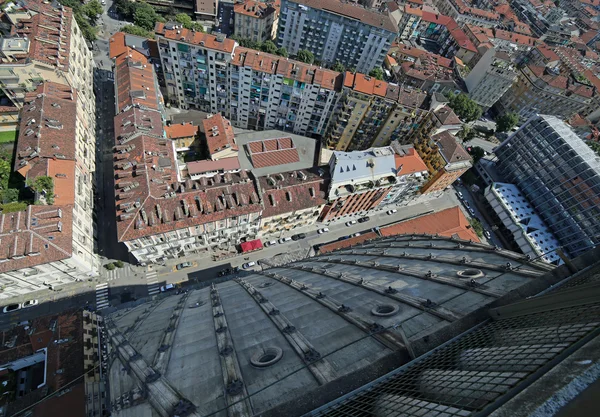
xmin=160 ymin=283 xmax=175 ymax=292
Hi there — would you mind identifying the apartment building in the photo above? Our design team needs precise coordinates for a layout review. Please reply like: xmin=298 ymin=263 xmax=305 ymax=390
xmin=258 ymin=168 xmax=328 ymax=236
xmin=416 ymin=130 xmax=472 ymax=193
xmin=398 ymin=5 xmax=423 ymax=40
xmin=0 ymin=1 xmax=96 ymax=143
xmin=497 ymin=64 xmax=596 ymax=121
xmin=379 ymin=143 xmax=429 ymax=207
xmin=463 ymin=47 xmax=518 ymax=109
xmin=321 ymin=147 xmax=399 ymax=221
xmin=155 ymin=24 xmax=341 ymax=137
xmin=433 ymin=0 xmax=501 ymax=27
xmin=325 ymin=72 xmax=430 ymax=151
xmin=0 ymin=83 xmax=98 ymax=299
xmin=494 ymin=114 xmax=600 ymax=258
xmin=202 ymin=113 xmax=238 ymax=161
xmin=112 ymin=43 xmax=265 ymax=264
xmin=234 ymin=0 xmax=279 ymax=42
xmin=277 ymin=0 xmax=397 ymax=73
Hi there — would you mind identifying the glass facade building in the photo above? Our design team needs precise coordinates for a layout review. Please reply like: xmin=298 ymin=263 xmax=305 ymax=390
xmin=495 ymin=115 xmax=600 ymax=257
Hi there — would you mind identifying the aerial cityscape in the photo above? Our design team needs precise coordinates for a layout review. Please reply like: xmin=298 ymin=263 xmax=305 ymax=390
xmin=0 ymin=0 xmax=599 ymax=415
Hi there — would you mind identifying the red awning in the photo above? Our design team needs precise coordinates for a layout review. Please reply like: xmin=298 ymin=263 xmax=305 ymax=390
xmin=240 ymin=239 xmax=262 ymax=252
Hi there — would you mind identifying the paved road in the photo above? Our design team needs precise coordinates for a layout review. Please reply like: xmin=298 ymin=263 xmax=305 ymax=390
xmin=468 ymin=137 xmax=499 ymax=154
xmin=454 ymin=183 xmax=503 ymax=247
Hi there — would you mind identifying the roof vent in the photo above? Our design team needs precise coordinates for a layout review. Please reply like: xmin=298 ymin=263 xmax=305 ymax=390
xmin=456 ymin=269 xmax=484 ymax=279
xmin=250 ymin=347 xmax=283 ymax=368
xmin=371 ymin=304 xmax=399 ymax=317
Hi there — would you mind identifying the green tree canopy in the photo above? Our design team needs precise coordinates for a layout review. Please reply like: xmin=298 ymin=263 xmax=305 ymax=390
xmin=495 ymin=112 xmax=519 ymax=132
xmin=174 ymin=13 xmax=204 ymax=31
xmin=276 ymin=47 xmax=288 ymax=57
xmin=134 ymin=2 xmax=162 ymax=31
xmin=58 ymin=0 xmax=97 ymax=41
xmin=332 ymin=61 xmax=345 ymax=72
xmin=467 ymin=146 xmax=485 ymax=163
xmin=261 ymin=40 xmax=278 ymax=54
xmin=369 ymin=67 xmax=384 ymax=80
xmin=296 ymin=49 xmax=315 ymax=64
xmin=83 ymin=0 xmax=103 ymax=22
xmin=457 ymin=125 xmax=476 ymax=142
xmin=27 ymin=176 xmax=54 ymax=205
xmin=121 ymin=24 xmax=153 ymax=38
xmin=447 ymin=92 xmax=482 ymax=123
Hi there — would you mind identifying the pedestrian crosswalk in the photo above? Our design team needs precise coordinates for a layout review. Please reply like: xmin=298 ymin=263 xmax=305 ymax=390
xmin=96 ymin=283 xmax=110 ymax=310
xmin=146 ymin=271 xmax=160 ymax=296
xmin=104 ymin=265 xmax=132 ymax=281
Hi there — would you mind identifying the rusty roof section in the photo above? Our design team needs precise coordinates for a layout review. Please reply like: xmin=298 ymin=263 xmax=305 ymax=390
xmin=290 ymin=0 xmax=398 ymax=32
xmin=155 ymin=22 xmax=236 ymax=53
xmin=165 ymin=122 xmax=199 ymax=139
xmin=345 ymin=72 xmax=389 ymax=97
xmin=202 ymin=113 xmax=237 ymax=156
xmin=115 ymin=47 xmax=161 ymax=112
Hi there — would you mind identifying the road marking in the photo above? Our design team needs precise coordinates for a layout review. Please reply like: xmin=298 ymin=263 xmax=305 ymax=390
xmin=146 ymin=271 xmax=160 ymax=296
xmin=96 ymin=283 xmax=110 ymax=309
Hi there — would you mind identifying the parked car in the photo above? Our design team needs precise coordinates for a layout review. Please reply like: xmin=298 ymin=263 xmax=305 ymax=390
xmin=264 ymin=240 xmax=277 ymax=247
xmin=358 ymin=216 xmax=370 ymax=223
xmin=353 ymin=232 xmax=361 ymax=237
xmin=318 ymin=227 xmax=330 ymax=234
xmin=242 ymin=261 xmax=256 ymax=269
xmin=469 ymin=208 xmax=476 ymax=216
xmin=484 ymin=230 xmax=492 ymax=239
xmin=218 ymin=268 xmax=233 ymax=277
xmin=160 ymin=284 xmax=175 ymax=292
xmin=3 ymin=303 xmax=21 ymax=313
xmin=278 ymin=236 xmax=292 ymax=244
xmin=345 ymin=220 xmax=357 ymax=226
xmin=176 ymin=262 xmax=192 ymax=270
xmin=22 ymin=300 xmax=38 ymax=308
xmin=457 ymin=191 xmax=464 ymax=200
xmin=386 ymin=209 xmax=397 ymax=215
xmin=292 ymin=233 xmax=306 ymax=241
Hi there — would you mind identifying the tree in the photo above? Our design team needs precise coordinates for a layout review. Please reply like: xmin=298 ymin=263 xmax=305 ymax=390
xmin=296 ymin=49 xmax=315 ymax=64
xmin=469 ymin=218 xmax=484 ymax=238
xmin=467 ymin=146 xmax=485 ymax=163
xmin=457 ymin=125 xmax=476 ymax=142
xmin=332 ymin=61 xmax=345 ymax=72
xmin=369 ymin=67 xmax=384 ymax=80
xmin=27 ymin=176 xmax=54 ymax=205
xmin=261 ymin=40 xmax=278 ymax=54
xmin=276 ymin=47 xmax=288 ymax=58
xmin=134 ymin=2 xmax=161 ymax=31
xmin=114 ymin=0 xmax=134 ymax=18
xmin=115 ymin=260 xmax=125 ymax=268
xmin=348 ymin=67 xmax=356 ymax=73
xmin=105 ymin=263 xmax=116 ymax=270
xmin=447 ymin=92 xmax=482 ymax=123
xmin=83 ymin=0 xmax=103 ymax=23
xmin=121 ymin=24 xmax=153 ymax=38
xmin=175 ymin=13 xmax=193 ymax=28
xmin=496 ymin=112 xmax=519 ymax=133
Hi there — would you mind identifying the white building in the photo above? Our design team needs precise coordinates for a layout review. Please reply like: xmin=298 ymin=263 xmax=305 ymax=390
xmin=464 ymin=47 xmax=518 ymax=109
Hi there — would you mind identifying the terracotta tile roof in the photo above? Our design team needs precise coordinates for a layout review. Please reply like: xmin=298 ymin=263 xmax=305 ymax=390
xmin=234 ymin=0 xmax=277 ymax=18
xmin=202 ymin=114 xmax=237 ymax=155
xmin=187 ymin=157 xmax=241 ymax=175
xmin=15 ymin=82 xmax=77 ymax=173
xmin=421 ymin=11 xmax=452 ymax=26
xmin=380 ymin=206 xmax=480 ymax=242
xmin=165 ymin=122 xmax=198 ymax=139
xmin=0 ymin=205 xmax=74 ymax=273
xmin=11 ymin=2 xmax=73 ymax=72
xmin=47 ymin=159 xmax=75 ymax=206
xmin=446 ymin=19 xmax=478 ymax=52
xmin=113 ymin=132 xmax=262 ymax=242
xmin=259 ymin=168 xmax=329 ymax=218
xmin=115 ymin=48 xmax=161 ymax=112
xmin=536 ymin=44 xmax=560 ymax=61
xmin=114 ymin=106 xmax=164 ymax=141
xmin=397 ymin=86 xmax=428 ymax=108
xmin=394 ymin=148 xmax=428 ymax=175
xmin=247 ymin=137 xmax=300 ymax=168
xmin=493 ymin=29 xmax=538 ymax=47
xmin=432 ymin=130 xmax=471 ymax=163
xmin=317 ymin=231 xmax=379 ymax=254
xmin=465 ymin=24 xmax=493 ymax=44
xmin=345 ymin=72 xmax=388 ymax=97
xmin=155 ymin=22 xmax=235 ymax=53
xmin=232 ymin=47 xmax=343 ymax=91
xmin=404 ymin=5 xmax=423 ymax=16
xmin=289 ymin=0 xmax=398 ymax=32
xmin=109 ymin=32 xmax=128 ymax=59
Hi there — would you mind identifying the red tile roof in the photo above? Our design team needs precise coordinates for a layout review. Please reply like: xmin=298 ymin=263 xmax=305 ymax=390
xmin=15 ymin=82 xmax=78 ymax=174
xmin=432 ymin=131 xmax=471 ymax=163
xmin=202 ymin=114 xmax=237 ymax=156
xmin=109 ymin=32 xmax=128 ymax=59
xmin=114 ymin=106 xmax=164 ymax=141
xmin=11 ymin=2 xmax=73 ymax=72
xmin=493 ymin=29 xmax=538 ymax=47
xmin=187 ymin=157 xmax=240 ymax=175
xmin=234 ymin=0 xmax=277 ymax=18
xmin=344 ymin=72 xmax=389 ymax=96
xmin=155 ymin=22 xmax=235 ymax=53
xmin=395 ymin=148 xmax=428 ymax=175
xmin=115 ymin=48 xmax=161 ymax=112
xmin=260 ymin=168 xmax=329 ymax=218
xmin=446 ymin=19 xmax=478 ymax=52
xmin=421 ymin=11 xmax=452 ymax=26
xmin=165 ymin=122 xmax=198 ymax=139
xmin=247 ymin=137 xmax=300 ymax=168
xmin=380 ymin=206 xmax=480 ymax=242
xmin=231 ymin=48 xmax=343 ymax=91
